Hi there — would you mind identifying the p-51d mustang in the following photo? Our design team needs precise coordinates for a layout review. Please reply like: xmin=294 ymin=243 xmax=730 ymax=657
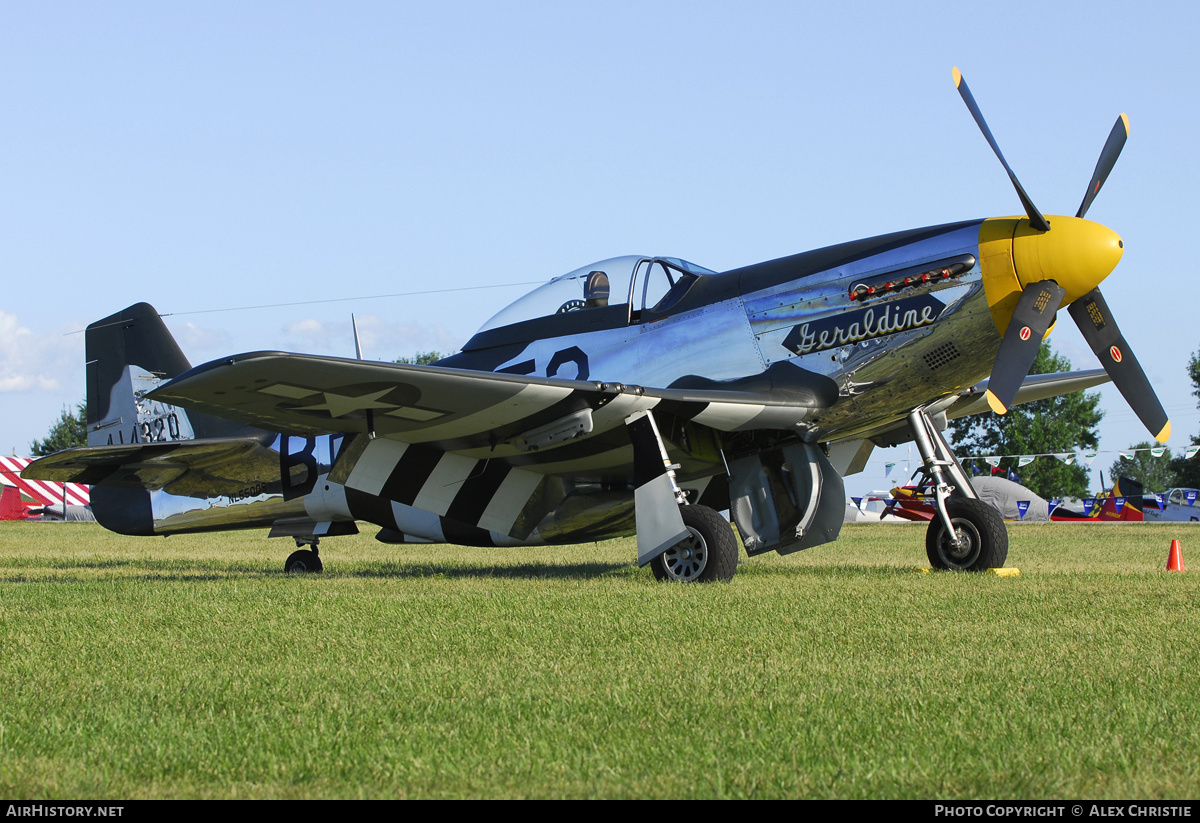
xmin=25 ymin=69 xmax=1169 ymax=581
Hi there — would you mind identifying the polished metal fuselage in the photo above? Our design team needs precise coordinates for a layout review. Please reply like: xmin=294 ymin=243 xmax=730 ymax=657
xmin=488 ymin=220 xmax=998 ymax=447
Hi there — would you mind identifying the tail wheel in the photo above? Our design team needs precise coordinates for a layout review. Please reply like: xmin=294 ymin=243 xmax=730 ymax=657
xmin=925 ymin=498 xmax=1008 ymax=571
xmin=285 ymin=549 xmax=323 ymax=573
xmin=651 ymin=504 xmax=739 ymax=583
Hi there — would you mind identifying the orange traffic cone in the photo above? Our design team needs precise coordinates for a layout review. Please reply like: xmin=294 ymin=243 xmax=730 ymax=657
xmin=1167 ymin=539 xmax=1185 ymax=572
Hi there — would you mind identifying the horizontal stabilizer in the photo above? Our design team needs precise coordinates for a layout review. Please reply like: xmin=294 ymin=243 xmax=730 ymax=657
xmin=22 ymin=437 xmax=280 ymax=497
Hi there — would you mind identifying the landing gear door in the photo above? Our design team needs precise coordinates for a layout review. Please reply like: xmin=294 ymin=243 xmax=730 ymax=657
xmin=728 ymin=442 xmax=845 ymax=556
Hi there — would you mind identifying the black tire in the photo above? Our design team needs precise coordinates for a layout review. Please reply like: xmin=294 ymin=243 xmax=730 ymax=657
xmin=285 ymin=549 xmax=323 ymax=573
xmin=651 ymin=504 xmax=739 ymax=583
xmin=925 ymin=498 xmax=1008 ymax=571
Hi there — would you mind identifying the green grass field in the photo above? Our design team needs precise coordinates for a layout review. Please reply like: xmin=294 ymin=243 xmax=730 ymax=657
xmin=0 ymin=520 xmax=1197 ymax=799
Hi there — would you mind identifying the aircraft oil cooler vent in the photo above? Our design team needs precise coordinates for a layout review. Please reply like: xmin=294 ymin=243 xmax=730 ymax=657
xmin=923 ymin=342 xmax=961 ymax=371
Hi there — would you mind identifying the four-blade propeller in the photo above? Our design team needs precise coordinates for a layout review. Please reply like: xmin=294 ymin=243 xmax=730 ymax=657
xmin=954 ymin=68 xmax=1170 ymax=444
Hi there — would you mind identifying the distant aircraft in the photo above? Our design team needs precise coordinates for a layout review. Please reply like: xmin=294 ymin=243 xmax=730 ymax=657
xmin=25 ymin=68 xmax=1164 ymax=581
xmin=1051 ymin=476 xmax=1146 ymax=522
xmin=885 ymin=475 xmax=1149 ymax=523
xmin=1134 ymin=486 xmax=1200 ymax=523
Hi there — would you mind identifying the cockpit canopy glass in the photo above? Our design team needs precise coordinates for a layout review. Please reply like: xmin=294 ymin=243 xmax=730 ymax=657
xmin=476 ymin=255 xmax=716 ymax=334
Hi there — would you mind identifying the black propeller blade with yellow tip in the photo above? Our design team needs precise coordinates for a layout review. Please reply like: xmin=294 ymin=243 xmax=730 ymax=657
xmin=953 ymin=67 xmax=1170 ymax=444
xmin=985 ymin=280 xmax=1066 ymax=415
xmin=1068 ymin=289 xmax=1170 ymax=442
xmin=1077 ymin=114 xmax=1130 ymax=220
xmin=953 ymin=67 xmax=1051 ymax=233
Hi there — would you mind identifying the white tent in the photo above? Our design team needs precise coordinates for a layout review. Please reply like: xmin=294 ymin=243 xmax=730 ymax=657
xmin=970 ymin=475 xmax=1050 ymax=522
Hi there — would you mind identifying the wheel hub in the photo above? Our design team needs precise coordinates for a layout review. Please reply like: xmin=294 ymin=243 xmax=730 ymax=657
xmin=661 ymin=528 xmax=708 ymax=582
xmin=940 ymin=520 xmax=981 ymax=567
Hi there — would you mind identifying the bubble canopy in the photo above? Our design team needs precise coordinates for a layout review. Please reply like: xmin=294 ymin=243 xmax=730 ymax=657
xmin=477 ymin=255 xmax=717 ymax=334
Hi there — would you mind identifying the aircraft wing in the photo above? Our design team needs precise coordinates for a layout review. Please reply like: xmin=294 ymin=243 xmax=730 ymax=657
xmin=834 ymin=368 xmax=1111 ymax=456
xmin=947 ymin=368 xmax=1111 ymax=419
xmin=22 ymin=437 xmax=281 ymax=497
xmin=143 ymin=352 xmax=838 ymax=541
xmin=148 ymin=351 xmax=837 ymax=449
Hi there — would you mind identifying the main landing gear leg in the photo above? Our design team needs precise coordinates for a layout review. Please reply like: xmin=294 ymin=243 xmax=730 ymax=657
xmin=626 ymin=409 xmax=739 ymax=582
xmin=908 ymin=408 xmax=1008 ymax=571
xmin=285 ymin=536 xmax=324 ymax=573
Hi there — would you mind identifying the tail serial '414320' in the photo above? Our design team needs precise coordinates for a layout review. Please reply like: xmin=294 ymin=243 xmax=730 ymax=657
xmin=25 ymin=69 xmax=1169 ymax=581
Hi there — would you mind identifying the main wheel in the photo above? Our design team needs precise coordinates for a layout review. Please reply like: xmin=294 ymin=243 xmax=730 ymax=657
xmin=925 ymin=498 xmax=1008 ymax=571
xmin=285 ymin=549 xmax=323 ymax=573
xmin=651 ymin=504 xmax=739 ymax=583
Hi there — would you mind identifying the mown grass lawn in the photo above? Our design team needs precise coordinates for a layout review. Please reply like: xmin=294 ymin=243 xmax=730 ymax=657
xmin=0 ymin=520 xmax=1197 ymax=798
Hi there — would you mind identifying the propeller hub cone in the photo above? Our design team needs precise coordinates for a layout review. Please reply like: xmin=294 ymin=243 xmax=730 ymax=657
xmin=978 ymin=216 xmax=1123 ymax=335
xmin=1012 ymin=216 xmax=1123 ymax=303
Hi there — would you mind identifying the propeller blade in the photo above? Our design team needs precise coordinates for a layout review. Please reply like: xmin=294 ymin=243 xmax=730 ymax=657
xmin=986 ymin=281 xmax=1067 ymax=414
xmin=953 ymin=67 xmax=1052 ymax=233
xmin=1076 ymin=113 xmax=1130 ymax=219
xmin=1067 ymin=287 xmax=1171 ymax=443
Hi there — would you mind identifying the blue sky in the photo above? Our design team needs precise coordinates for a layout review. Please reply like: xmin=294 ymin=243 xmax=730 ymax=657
xmin=3 ymin=1 xmax=1198 ymax=497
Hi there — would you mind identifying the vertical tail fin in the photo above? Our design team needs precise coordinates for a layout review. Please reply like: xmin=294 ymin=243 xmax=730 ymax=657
xmin=86 ymin=303 xmax=262 ymax=445
xmin=1105 ymin=476 xmax=1145 ymax=521
xmin=84 ymin=304 xmax=268 ymax=534
xmin=86 ymin=303 xmax=192 ymax=447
